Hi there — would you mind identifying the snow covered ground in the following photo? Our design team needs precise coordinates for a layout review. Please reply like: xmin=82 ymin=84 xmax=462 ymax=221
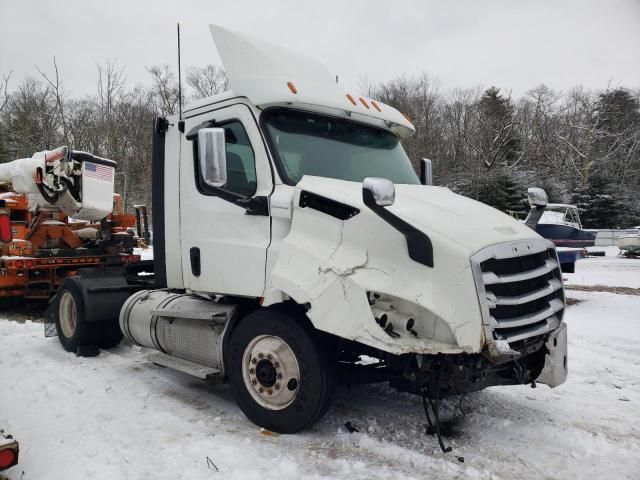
xmin=1 ymin=248 xmax=639 ymax=480
xmin=563 ymin=246 xmax=640 ymax=289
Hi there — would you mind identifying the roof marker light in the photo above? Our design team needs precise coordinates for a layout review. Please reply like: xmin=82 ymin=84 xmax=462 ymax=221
xmin=359 ymin=98 xmax=370 ymax=109
xmin=371 ymin=100 xmax=382 ymax=112
xmin=287 ymin=82 xmax=298 ymax=94
xmin=346 ymin=94 xmax=357 ymax=106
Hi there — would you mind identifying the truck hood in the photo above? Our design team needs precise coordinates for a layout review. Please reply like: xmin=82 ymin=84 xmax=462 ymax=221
xmin=265 ymin=176 xmax=549 ymax=356
xmin=297 ymin=176 xmax=541 ymax=255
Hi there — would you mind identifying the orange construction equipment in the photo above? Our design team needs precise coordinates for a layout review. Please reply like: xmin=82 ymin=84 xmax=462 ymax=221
xmin=0 ymin=147 xmax=147 ymax=300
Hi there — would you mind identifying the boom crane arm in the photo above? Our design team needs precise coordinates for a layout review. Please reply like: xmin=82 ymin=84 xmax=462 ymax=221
xmin=0 ymin=147 xmax=116 ymax=221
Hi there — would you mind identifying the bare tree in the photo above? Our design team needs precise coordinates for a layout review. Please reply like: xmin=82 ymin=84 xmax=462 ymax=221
xmin=37 ymin=57 xmax=69 ymax=144
xmin=186 ymin=65 xmax=229 ymax=100
xmin=147 ymin=65 xmax=180 ymax=116
xmin=1 ymin=77 xmax=61 ymax=158
xmin=97 ymin=60 xmax=127 ymax=157
xmin=0 ymin=71 xmax=12 ymax=114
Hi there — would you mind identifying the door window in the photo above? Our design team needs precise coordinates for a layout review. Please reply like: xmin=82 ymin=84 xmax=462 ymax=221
xmin=195 ymin=120 xmax=257 ymax=197
xmin=222 ymin=122 xmax=257 ymax=197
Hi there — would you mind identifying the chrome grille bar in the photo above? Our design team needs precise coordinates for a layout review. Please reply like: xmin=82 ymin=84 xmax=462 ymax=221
xmin=471 ymin=239 xmax=565 ymax=349
xmin=481 ymin=258 xmax=558 ymax=285
xmin=490 ymin=298 xmax=564 ymax=328
xmin=495 ymin=316 xmax=561 ymax=343
xmin=487 ymin=278 xmax=562 ymax=307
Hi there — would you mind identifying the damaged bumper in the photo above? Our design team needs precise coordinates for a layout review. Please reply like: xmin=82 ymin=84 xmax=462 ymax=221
xmin=536 ymin=322 xmax=568 ymax=388
xmin=385 ymin=322 xmax=568 ymax=397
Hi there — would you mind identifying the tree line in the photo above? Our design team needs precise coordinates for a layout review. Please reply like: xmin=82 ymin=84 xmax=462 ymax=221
xmin=366 ymin=76 xmax=640 ymax=228
xmin=1 ymin=61 xmax=638 ymax=228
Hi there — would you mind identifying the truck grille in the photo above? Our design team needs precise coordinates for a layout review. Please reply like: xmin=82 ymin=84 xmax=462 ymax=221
xmin=472 ymin=241 xmax=564 ymax=345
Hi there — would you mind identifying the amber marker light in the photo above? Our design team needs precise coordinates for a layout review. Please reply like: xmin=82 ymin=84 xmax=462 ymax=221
xmin=359 ymin=98 xmax=370 ymax=109
xmin=371 ymin=100 xmax=382 ymax=112
xmin=346 ymin=94 xmax=357 ymax=105
xmin=287 ymin=82 xmax=298 ymax=94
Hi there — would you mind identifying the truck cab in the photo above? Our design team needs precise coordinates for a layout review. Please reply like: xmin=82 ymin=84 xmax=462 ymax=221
xmin=50 ymin=25 xmax=568 ymax=434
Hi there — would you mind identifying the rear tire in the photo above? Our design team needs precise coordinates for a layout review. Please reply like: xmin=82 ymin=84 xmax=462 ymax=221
xmin=227 ymin=307 xmax=335 ymax=433
xmin=97 ymin=320 xmax=123 ymax=349
xmin=55 ymin=281 xmax=92 ymax=353
xmin=54 ymin=279 xmax=123 ymax=352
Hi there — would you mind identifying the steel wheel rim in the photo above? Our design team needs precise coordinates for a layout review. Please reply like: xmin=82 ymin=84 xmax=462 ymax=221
xmin=241 ymin=335 xmax=300 ymax=410
xmin=58 ymin=292 xmax=78 ymax=339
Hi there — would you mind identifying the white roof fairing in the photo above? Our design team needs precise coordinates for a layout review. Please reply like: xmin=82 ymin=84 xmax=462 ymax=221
xmin=208 ymin=25 xmax=415 ymax=138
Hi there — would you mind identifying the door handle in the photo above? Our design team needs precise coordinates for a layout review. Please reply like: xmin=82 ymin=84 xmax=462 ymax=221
xmin=190 ymin=247 xmax=201 ymax=277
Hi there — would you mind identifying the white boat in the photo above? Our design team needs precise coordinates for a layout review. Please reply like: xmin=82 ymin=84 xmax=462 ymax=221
xmin=615 ymin=228 xmax=640 ymax=251
xmin=534 ymin=204 xmax=596 ymax=248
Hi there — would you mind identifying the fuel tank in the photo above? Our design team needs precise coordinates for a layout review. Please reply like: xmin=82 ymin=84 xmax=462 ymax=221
xmin=119 ymin=290 xmax=237 ymax=370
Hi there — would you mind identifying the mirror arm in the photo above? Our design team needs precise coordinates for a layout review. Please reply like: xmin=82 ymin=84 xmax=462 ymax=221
xmin=186 ymin=119 xmax=217 ymax=141
xmin=236 ymin=196 xmax=269 ymax=216
xmin=420 ymin=158 xmax=433 ymax=186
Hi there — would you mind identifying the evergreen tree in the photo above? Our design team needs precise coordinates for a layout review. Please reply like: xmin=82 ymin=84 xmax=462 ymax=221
xmin=477 ymin=174 xmax=526 ymax=214
xmin=476 ymin=87 xmax=521 ymax=168
xmin=570 ymin=176 xmax=621 ymax=228
xmin=596 ymin=88 xmax=640 ymax=134
xmin=595 ymin=88 xmax=640 ymax=180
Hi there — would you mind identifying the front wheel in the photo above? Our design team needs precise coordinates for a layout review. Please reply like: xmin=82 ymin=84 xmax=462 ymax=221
xmin=227 ymin=307 xmax=335 ymax=433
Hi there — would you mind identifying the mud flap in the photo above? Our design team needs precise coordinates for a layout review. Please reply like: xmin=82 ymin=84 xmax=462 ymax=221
xmin=537 ymin=322 xmax=568 ymax=388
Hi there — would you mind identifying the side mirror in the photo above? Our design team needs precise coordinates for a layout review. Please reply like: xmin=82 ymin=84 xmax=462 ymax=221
xmin=527 ymin=187 xmax=548 ymax=207
xmin=420 ymin=158 xmax=433 ymax=185
xmin=198 ymin=128 xmax=227 ymax=187
xmin=363 ymin=177 xmax=395 ymax=206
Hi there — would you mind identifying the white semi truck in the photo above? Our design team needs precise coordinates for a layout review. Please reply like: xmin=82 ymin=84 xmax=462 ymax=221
xmin=7 ymin=25 xmax=567 ymax=434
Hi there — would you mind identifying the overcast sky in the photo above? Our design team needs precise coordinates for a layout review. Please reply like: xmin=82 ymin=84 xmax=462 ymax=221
xmin=1 ymin=0 xmax=639 ymax=99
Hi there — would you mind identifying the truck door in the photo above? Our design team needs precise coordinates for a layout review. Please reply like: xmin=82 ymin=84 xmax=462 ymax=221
xmin=179 ymin=103 xmax=272 ymax=296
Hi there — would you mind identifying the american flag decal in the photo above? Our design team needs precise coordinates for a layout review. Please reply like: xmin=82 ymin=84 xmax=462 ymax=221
xmin=84 ymin=162 xmax=114 ymax=182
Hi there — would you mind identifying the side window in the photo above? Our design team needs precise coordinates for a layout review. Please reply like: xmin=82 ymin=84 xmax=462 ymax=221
xmin=222 ymin=122 xmax=257 ymax=197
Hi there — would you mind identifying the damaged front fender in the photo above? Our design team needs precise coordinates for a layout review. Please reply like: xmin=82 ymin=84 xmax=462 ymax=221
xmin=263 ymin=177 xmax=485 ymax=355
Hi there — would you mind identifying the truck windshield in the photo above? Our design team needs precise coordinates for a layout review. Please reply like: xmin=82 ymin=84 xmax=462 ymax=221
xmin=263 ymin=109 xmax=420 ymax=185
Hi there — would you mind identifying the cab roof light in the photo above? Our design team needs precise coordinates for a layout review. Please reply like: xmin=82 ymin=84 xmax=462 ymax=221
xmin=287 ymin=82 xmax=298 ymax=94
xmin=371 ymin=100 xmax=382 ymax=112
xmin=346 ymin=94 xmax=357 ymax=106
xmin=359 ymin=98 xmax=370 ymax=109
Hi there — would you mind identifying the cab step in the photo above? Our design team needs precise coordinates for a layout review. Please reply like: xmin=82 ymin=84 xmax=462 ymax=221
xmin=148 ymin=352 xmax=221 ymax=380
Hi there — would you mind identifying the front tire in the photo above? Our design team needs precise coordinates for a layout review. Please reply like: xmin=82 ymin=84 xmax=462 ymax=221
xmin=227 ymin=307 xmax=335 ymax=433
